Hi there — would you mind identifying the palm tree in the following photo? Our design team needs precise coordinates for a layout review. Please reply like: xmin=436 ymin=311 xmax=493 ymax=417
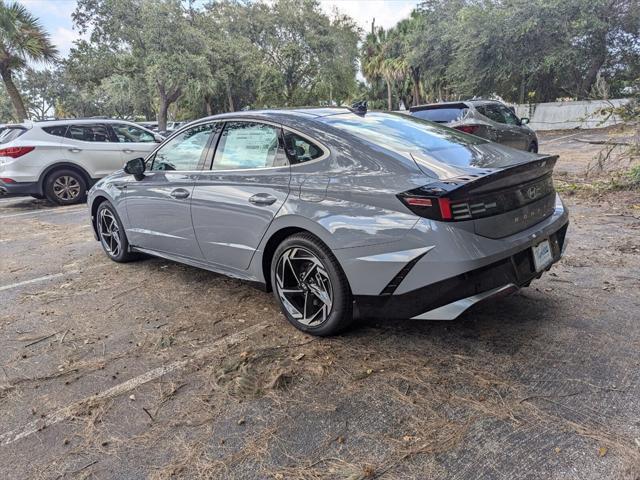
xmin=361 ymin=27 xmax=395 ymax=110
xmin=0 ymin=1 xmax=58 ymax=120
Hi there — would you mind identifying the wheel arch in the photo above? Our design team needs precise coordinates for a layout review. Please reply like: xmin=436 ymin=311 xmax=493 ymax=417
xmin=38 ymin=162 xmax=94 ymax=195
xmin=90 ymin=195 xmax=110 ymax=239
xmin=261 ymin=226 xmax=309 ymax=292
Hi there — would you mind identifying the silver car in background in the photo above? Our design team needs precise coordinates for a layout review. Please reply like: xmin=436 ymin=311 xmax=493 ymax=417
xmin=88 ymin=108 xmax=568 ymax=336
xmin=410 ymin=100 xmax=539 ymax=152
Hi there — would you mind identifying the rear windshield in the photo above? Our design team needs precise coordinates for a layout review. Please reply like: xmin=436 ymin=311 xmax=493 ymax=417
xmin=0 ymin=127 xmax=27 ymax=144
xmin=410 ymin=107 xmax=468 ymax=123
xmin=320 ymin=112 xmax=486 ymax=155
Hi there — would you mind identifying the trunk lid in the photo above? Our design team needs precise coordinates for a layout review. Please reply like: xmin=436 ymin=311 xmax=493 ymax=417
xmin=402 ymin=146 xmax=558 ymax=238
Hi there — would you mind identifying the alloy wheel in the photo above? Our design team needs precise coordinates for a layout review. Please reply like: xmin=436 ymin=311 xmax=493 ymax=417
xmin=275 ymin=247 xmax=333 ymax=326
xmin=52 ymin=175 xmax=81 ymax=201
xmin=98 ymin=208 xmax=122 ymax=257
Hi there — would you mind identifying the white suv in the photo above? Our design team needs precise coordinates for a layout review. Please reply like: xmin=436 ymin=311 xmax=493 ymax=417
xmin=0 ymin=119 xmax=162 ymax=204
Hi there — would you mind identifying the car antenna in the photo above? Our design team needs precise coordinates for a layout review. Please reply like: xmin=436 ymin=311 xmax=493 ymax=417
xmin=349 ymin=100 xmax=368 ymax=116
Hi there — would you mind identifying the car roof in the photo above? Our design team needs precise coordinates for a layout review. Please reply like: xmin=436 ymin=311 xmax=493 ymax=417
xmin=27 ymin=118 xmax=142 ymax=128
xmin=197 ymin=107 xmax=354 ymax=123
xmin=410 ymin=100 xmax=504 ymax=112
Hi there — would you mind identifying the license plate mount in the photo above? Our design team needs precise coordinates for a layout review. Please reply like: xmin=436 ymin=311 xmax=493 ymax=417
xmin=532 ymin=239 xmax=553 ymax=272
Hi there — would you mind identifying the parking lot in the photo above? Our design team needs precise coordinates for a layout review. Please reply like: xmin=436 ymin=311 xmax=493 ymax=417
xmin=0 ymin=131 xmax=639 ymax=479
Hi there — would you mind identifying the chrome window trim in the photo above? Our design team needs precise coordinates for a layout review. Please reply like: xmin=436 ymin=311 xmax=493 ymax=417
xmin=141 ymin=117 xmax=332 ymax=173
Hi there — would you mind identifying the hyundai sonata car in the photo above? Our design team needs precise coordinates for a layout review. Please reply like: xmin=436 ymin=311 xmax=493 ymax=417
xmin=88 ymin=108 xmax=568 ymax=336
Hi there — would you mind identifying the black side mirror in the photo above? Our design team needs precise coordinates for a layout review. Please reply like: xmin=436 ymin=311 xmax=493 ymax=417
xmin=124 ymin=157 xmax=146 ymax=179
xmin=520 ymin=117 xmax=530 ymax=125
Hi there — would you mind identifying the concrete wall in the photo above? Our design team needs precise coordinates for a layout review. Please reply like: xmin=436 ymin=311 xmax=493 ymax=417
xmin=513 ymin=98 xmax=629 ymax=131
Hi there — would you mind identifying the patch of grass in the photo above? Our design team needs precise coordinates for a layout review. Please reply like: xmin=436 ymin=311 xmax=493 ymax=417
xmin=628 ymin=164 xmax=640 ymax=188
xmin=555 ymin=166 xmax=640 ymax=196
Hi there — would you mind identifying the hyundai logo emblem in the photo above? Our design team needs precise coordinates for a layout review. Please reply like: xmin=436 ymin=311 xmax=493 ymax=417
xmin=526 ymin=186 xmax=539 ymax=200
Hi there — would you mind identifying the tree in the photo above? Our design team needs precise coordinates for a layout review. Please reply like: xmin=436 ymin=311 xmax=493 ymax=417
xmin=249 ymin=0 xmax=359 ymax=106
xmin=0 ymin=1 xmax=57 ymax=120
xmin=362 ymin=26 xmax=392 ymax=110
xmin=22 ymin=68 xmax=57 ymax=120
xmin=0 ymin=82 xmax=13 ymax=121
xmin=74 ymin=0 xmax=211 ymax=130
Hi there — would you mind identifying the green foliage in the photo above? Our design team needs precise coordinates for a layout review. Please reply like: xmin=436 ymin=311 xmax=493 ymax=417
xmin=628 ymin=165 xmax=640 ymax=187
xmin=3 ymin=0 xmax=639 ymax=122
xmin=0 ymin=0 xmax=58 ymax=120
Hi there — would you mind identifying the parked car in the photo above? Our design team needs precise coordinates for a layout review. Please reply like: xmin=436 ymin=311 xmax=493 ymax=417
xmin=409 ymin=100 xmax=538 ymax=152
xmin=138 ymin=121 xmax=159 ymax=132
xmin=0 ymin=119 xmax=162 ymax=204
xmin=88 ymin=108 xmax=568 ymax=336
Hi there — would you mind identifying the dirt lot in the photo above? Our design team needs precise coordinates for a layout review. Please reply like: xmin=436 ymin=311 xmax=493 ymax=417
xmin=1 ymin=129 xmax=639 ymax=479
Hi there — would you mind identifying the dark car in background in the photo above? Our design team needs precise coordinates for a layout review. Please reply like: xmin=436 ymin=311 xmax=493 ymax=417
xmin=409 ymin=100 xmax=538 ymax=152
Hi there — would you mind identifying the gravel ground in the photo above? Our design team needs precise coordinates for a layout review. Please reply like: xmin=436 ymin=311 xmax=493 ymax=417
xmin=0 ymin=130 xmax=639 ymax=479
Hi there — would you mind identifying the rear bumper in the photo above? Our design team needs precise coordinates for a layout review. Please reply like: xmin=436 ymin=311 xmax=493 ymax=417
xmin=0 ymin=180 xmax=40 ymax=196
xmin=354 ymin=220 xmax=568 ymax=320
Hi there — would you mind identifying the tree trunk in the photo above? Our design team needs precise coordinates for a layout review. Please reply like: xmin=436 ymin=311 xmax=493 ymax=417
xmin=1 ymin=67 xmax=28 ymax=121
xmin=158 ymin=97 xmax=169 ymax=132
xmin=411 ymin=68 xmax=421 ymax=106
xmin=204 ymin=97 xmax=213 ymax=116
xmin=226 ymin=83 xmax=235 ymax=112
xmin=386 ymin=77 xmax=392 ymax=111
xmin=156 ymin=82 xmax=181 ymax=131
xmin=580 ymin=54 xmax=606 ymax=99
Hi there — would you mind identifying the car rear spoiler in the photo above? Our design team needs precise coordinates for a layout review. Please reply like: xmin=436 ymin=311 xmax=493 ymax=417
xmin=409 ymin=102 xmax=468 ymax=113
xmin=415 ymin=155 xmax=558 ymax=200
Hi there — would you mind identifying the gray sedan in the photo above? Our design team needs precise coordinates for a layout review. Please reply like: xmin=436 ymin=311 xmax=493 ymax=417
xmin=410 ymin=100 xmax=539 ymax=152
xmin=88 ymin=108 xmax=568 ymax=335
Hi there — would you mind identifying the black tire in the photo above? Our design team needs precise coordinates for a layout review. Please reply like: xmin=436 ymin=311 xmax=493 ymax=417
xmin=96 ymin=200 xmax=138 ymax=263
xmin=271 ymin=233 xmax=353 ymax=336
xmin=528 ymin=141 xmax=538 ymax=153
xmin=44 ymin=168 xmax=87 ymax=205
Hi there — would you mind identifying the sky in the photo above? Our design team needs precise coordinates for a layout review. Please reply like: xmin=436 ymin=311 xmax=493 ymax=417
xmin=17 ymin=0 xmax=421 ymax=59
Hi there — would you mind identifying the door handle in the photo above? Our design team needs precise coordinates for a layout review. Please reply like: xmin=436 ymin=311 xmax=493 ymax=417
xmin=248 ymin=193 xmax=277 ymax=206
xmin=170 ymin=188 xmax=190 ymax=199
xmin=122 ymin=149 xmax=134 ymax=154
xmin=68 ymin=148 xmax=82 ymax=153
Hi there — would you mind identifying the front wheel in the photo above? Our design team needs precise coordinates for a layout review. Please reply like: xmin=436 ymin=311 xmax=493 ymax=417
xmin=271 ymin=233 xmax=352 ymax=336
xmin=96 ymin=201 xmax=138 ymax=263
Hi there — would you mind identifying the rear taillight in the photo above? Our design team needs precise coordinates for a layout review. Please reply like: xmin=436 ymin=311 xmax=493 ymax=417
xmin=454 ymin=125 xmax=480 ymax=135
xmin=0 ymin=177 xmax=16 ymax=183
xmin=0 ymin=146 xmax=35 ymax=158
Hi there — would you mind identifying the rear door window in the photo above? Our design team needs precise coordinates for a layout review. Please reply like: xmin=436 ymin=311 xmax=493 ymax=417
xmin=42 ymin=125 xmax=68 ymax=138
xmin=212 ymin=122 xmax=285 ymax=170
xmin=411 ymin=107 xmax=468 ymax=123
xmin=66 ymin=124 xmax=114 ymax=142
xmin=477 ymin=105 xmax=517 ymax=125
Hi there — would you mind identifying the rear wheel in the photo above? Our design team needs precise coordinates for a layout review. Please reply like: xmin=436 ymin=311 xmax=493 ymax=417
xmin=271 ymin=233 xmax=352 ymax=336
xmin=44 ymin=169 xmax=87 ymax=205
xmin=96 ymin=201 xmax=138 ymax=263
